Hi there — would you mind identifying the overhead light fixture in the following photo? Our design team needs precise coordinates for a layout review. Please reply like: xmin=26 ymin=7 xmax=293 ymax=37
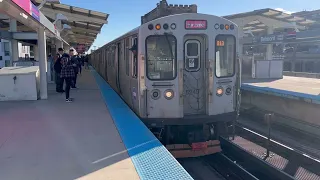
xmin=38 ymin=0 xmax=60 ymax=10
xmin=62 ymin=24 xmax=71 ymax=30
xmin=53 ymin=13 xmax=68 ymax=24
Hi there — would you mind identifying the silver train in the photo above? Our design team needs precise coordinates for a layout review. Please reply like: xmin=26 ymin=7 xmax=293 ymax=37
xmin=90 ymin=13 xmax=241 ymax=157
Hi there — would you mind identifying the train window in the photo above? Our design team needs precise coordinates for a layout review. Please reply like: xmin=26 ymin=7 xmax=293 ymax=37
xmin=215 ymin=35 xmax=236 ymax=78
xmin=131 ymin=37 xmax=138 ymax=78
xmin=185 ymin=40 xmax=200 ymax=72
xmin=146 ymin=35 xmax=177 ymax=80
xmin=125 ymin=38 xmax=130 ymax=76
xmin=111 ymin=46 xmax=116 ymax=67
xmin=106 ymin=49 xmax=109 ymax=66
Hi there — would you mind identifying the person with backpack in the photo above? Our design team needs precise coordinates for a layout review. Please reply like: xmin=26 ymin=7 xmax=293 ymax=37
xmin=54 ymin=48 xmax=64 ymax=93
xmin=60 ymin=51 xmax=76 ymax=102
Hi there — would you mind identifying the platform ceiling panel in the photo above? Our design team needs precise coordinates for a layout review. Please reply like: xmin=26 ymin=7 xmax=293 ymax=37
xmin=31 ymin=0 xmax=109 ymax=48
xmin=224 ymin=8 xmax=316 ymax=33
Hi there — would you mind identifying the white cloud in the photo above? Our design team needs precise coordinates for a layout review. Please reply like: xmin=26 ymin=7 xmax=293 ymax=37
xmin=275 ymin=8 xmax=294 ymax=14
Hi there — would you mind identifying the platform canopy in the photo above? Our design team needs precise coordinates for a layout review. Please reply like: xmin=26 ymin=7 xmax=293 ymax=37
xmin=31 ymin=0 xmax=109 ymax=49
xmin=224 ymin=8 xmax=315 ymax=35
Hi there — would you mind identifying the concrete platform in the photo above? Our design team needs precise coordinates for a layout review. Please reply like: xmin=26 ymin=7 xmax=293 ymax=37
xmin=0 ymin=69 xmax=140 ymax=180
xmin=241 ymin=76 xmax=320 ymax=138
xmin=0 ymin=68 xmax=193 ymax=180
xmin=242 ymin=76 xmax=320 ymax=104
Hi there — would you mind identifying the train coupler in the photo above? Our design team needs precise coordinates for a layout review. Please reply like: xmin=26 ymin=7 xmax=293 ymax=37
xmin=166 ymin=140 xmax=221 ymax=158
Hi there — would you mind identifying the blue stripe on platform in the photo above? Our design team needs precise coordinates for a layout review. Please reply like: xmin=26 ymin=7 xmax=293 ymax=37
xmin=90 ymin=67 xmax=193 ymax=180
xmin=241 ymin=84 xmax=320 ymax=105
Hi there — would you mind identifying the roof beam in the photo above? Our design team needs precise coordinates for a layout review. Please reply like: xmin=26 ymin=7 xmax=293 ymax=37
xmin=71 ymin=34 xmax=95 ymax=40
xmin=39 ymin=7 xmax=107 ymax=25
xmin=68 ymin=25 xmax=99 ymax=34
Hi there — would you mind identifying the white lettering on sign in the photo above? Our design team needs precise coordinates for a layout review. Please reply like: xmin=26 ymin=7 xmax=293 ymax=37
xmin=261 ymin=36 xmax=276 ymax=42
xmin=185 ymin=20 xmax=207 ymax=29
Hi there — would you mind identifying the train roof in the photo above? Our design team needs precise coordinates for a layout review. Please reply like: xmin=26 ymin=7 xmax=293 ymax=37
xmin=96 ymin=13 xmax=236 ymax=51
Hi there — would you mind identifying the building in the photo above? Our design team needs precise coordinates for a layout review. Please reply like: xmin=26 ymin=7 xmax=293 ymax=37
xmin=0 ymin=39 xmax=32 ymax=68
xmin=141 ymin=0 xmax=197 ymax=25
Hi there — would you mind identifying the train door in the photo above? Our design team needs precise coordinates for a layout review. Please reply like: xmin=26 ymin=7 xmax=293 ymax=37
xmin=116 ymin=42 xmax=122 ymax=94
xmin=183 ymin=36 xmax=206 ymax=115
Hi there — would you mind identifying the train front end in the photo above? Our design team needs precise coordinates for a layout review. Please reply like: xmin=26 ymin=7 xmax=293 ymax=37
xmin=137 ymin=13 xmax=240 ymax=158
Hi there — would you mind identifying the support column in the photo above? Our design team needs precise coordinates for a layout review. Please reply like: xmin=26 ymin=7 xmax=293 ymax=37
xmin=38 ymin=27 xmax=48 ymax=99
xmin=9 ymin=19 xmax=18 ymax=65
xmin=34 ymin=45 xmax=39 ymax=61
xmin=266 ymin=27 xmax=274 ymax=60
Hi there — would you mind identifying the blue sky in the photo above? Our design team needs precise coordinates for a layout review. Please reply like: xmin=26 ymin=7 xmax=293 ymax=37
xmin=60 ymin=0 xmax=320 ymax=51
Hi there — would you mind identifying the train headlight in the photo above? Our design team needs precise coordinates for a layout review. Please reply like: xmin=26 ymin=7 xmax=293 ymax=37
xmin=226 ymin=86 xmax=232 ymax=95
xmin=225 ymin=24 xmax=230 ymax=30
xmin=216 ymin=87 xmax=224 ymax=96
xmin=164 ymin=89 xmax=174 ymax=100
xmin=151 ymin=89 xmax=161 ymax=100
xmin=155 ymin=24 xmax=161 ymax=30
xmin=230 ymin=24 xmax=235 ymax=30
xmin=170 ymin=23 xmax=176 ymax=30
xmin=148 ymin=24 xmax=154 ymax=30
xmin=163 ymin=23 xmax=169 ymax=30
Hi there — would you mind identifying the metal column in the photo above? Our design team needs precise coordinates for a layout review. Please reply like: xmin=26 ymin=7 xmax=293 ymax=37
xmin=38 ymin=27 xmax=48 ymax=99
xmin=266 ymin=27 xmax=274 ymax=60
xmin=9 ymin=19 xmax=18 ymax=65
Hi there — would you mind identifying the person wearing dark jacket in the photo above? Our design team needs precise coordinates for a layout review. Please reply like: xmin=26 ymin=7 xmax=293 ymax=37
xmin=54 ymin=48 xmax=64 ymax=93
xmin=60 ymin=53 xmax=75 ymax=102
xmin=69 ymin=49 xmax=79 ymax=88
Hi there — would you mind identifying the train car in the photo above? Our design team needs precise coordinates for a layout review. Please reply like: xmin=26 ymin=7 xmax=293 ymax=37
xmin=89 ymin=13 xmax=241 ymax=158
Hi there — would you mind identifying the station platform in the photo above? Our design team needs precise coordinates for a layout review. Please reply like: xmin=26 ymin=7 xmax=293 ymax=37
xmin=0 ymin=68 xmax=192 ymax=180
xmin=241 ymin=76 xmax=320 ymax=138
xmin=242 ymin=76 xmax=320 ymax=104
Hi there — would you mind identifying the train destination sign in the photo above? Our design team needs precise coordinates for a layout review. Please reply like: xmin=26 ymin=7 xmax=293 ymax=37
xmin=185 ymin=20 xmax=207 ymax=30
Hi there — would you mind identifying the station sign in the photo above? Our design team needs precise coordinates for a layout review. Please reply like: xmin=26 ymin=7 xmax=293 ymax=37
xmin=12 ymin=0 xmax=40 ymax=22
xmin=185 ymin=20 xmax=207 ymax=30
xmin=253 ymin=34 xmax=284 ymax=44
xmin=251 ymin=32 xmax=297 ymax=45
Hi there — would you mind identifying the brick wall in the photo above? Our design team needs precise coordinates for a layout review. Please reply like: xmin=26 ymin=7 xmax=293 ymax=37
xmin=141 ymin=0 xmax=197 ymax=25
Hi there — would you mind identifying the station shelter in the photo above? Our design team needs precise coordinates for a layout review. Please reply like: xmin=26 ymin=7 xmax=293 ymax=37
xmin=0 ymin=0 xmax=108 ymax=101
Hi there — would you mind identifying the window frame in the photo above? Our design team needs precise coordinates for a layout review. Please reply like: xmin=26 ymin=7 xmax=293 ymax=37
xmin=184 ymin=39 xmax=201 ymax=72
xmin=131 ymin=36 xmax=138 ymax=78
xmin=125 ymin=38 xmax=130 ymax=76
xmin=4 ymin=42 xmax=10 ymax=56
xmin=214 ymin=34 xmax=236 ymax=78
xmin=145 ymin=34 xmax=177 ymax=81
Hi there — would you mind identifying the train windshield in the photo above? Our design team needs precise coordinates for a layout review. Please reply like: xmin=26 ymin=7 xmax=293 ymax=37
xmin=215 ymin=35 xmax=236 ymax=78
xmin=146 ymin=35 xmax=177 ymax=80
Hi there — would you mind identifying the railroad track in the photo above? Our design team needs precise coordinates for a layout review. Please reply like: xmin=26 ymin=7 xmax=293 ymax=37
xmin=238 ymin=114 xmax=320 ymax=159
xmin=180 ymin=124 xmax=320 ymax=180
xmin=179 ymin=152 xmax=257 ymax=180
xmin=233 ymin=125 xmax=320 ymax=180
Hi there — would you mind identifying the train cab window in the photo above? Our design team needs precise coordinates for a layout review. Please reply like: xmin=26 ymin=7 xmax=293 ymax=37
xmin=146 ymin=35 xmax=177 ymax=80
xmin=215 ymin=35 xmax=236 ymax=78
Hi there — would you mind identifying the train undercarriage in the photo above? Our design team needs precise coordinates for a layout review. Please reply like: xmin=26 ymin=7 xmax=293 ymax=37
xmin=148 ymin=120 xmax=235 ymax=158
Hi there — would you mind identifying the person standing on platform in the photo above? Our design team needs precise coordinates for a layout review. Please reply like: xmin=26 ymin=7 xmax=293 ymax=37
xmin=84 ymin=55 xmax=89 ymax=69
xmin=69 ymin=49 xmax=79 ymax=89
xmin=60 ymin=52 xmax=75 ymax=102
xmin=54 ymin=48 xmax=65 ymax=93
xmin=77 ymin=54 xmax=82 ymax=75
